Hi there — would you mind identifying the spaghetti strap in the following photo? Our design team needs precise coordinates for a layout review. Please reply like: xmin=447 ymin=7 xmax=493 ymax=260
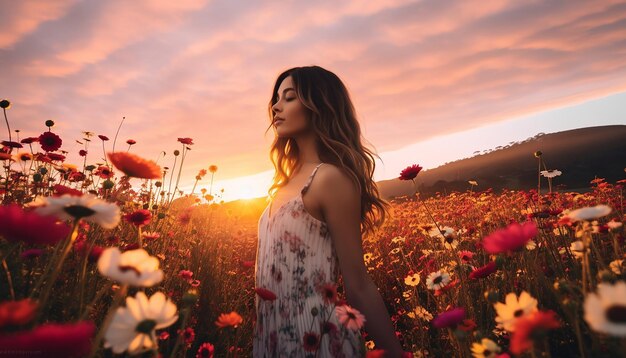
xmin=300 ymin=163 xmax=324 ymax=195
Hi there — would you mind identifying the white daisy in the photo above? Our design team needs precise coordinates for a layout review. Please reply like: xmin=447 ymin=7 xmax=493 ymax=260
xmin=584 ymin=281 xmax=626 ymax=336
xmin=540 ymin=170 xmax=562 ymax=178
xmin=429 ymin=226 xmax=458 ymax=249
xmin=426 ymin=270 xmax=451 ymax=290
xmin=105 ymin=291 xmax=178 ymax=354
xmin=98 ymin=247 xmax=164 ymax=287
xmin=493 ymin=291 xmax=538 ymax=332
xmin=32 ymin=194 xmax=120 ymax=229
xmin=565 ymin=205 xmax=612 ymax=222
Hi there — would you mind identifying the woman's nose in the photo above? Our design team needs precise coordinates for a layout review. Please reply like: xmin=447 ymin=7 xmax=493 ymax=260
xmin=272 ymin=102 xmax=280 ymax=113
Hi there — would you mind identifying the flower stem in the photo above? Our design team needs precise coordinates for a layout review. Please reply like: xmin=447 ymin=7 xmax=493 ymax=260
xmin=3 ymin=108 xmax=11 ymax=144
xmin=88 ymin=284 xmax=128 ymax=358
xmin=170 ymin=306 xmax=191 ymax=358
xmin=2 ymin=258 xmax=15 ymax=300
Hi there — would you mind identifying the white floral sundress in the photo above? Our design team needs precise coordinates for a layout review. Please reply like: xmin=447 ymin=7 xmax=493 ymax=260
xmin=253 ymin=163 xmax=366 ymax=357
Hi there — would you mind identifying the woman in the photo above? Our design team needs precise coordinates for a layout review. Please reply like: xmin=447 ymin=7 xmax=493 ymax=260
xmin=254 ymin=66 xmax=407 ymax=357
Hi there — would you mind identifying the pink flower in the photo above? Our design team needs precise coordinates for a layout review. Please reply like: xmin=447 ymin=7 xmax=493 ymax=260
xmin=482 ymin=221 xmax=538 ymax=254
xmin=432 ymin=307 xmax=466 ymax=328
xmin=196 ymin=342 xmax=215 ymax=358
xmin=399 ymin=164 xmax=423 ymax=180
xmin=0 ymin=205 xmax=70 ymax=246
xmin=179 ymin=270 xmax=194 ymax=281
xmin=335 ymin=305 xmax=366 ymax=330
xmin=123 ymin=209 xmax=151 ymax=226
xmin=0 ymin=321 xmax=95 ymax=357
xmin=178 ymin=137 xmax=194 ymax=145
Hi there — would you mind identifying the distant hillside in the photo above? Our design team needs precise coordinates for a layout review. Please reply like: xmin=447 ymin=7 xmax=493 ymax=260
xmin=377 ymin=125 xmax=626 ymax=198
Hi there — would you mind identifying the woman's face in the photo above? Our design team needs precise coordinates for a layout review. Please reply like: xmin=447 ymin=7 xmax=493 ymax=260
xmin=271 ymin=76 xmax=309 ymax=138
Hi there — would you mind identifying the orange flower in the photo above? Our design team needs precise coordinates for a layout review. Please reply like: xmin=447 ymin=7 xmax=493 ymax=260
xmin=510 ymin=310 xmax=561 ymax=355
xmin=107 ymin=152 xmax=161 ymax=179
xmin=215 ymin=311 xmax=243 ymax=328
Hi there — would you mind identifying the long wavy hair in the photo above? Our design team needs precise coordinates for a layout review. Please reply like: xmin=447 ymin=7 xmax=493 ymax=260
xmin=264 ymin=65 xmax=391 ymax=237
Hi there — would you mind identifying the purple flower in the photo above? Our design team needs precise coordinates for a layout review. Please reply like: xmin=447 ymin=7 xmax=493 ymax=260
xmin=433 ymin=307 xmax=466 ymax=328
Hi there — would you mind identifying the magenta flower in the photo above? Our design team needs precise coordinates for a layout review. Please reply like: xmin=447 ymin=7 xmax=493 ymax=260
xmin=482 ymin=221 xmax=538 ymax=254
xmin=0 ymin=205 xmax=70 ymax=246
xmin=0 ymin=321 xmax=95 ymax=357
xmin=433 ymin=307 xmax=466 ymax=328
xmin=468 ymin=261 xmax=497 ymax=280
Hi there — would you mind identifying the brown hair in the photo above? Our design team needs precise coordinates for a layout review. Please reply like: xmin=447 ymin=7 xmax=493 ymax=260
xmin=264 ymin=65 xmax=391 ymax=237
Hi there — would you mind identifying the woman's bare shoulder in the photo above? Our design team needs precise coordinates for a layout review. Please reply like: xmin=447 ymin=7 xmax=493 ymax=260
xmin=317 ymin=164 xmax=359 ymax=200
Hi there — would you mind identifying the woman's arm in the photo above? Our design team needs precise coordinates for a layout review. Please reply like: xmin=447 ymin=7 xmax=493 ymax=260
xmin=318 ymin=165 xmax=405 ymax=357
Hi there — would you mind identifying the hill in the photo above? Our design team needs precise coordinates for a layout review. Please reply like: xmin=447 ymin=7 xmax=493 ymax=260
xmin=377 ymin=125 xmax=626 ymax=198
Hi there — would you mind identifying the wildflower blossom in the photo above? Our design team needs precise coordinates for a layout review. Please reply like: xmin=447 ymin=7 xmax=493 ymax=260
xmin=0 ymin=204 xmax=70 ymax=245
xmin=32 ymin=194 xmax=120 ymax=229
xmin=108 ymin=152 xmax=162 ymax=179
xmin=426 ymin=271 xmax=451 ymax=290
xmin=407 ymin=306 xmax=433 ymax=321
xmin=470 ymin=338 xmax=501 ymax=358
xmin=215 ymin=311 xmax=243 ymax=328
xmin=584 ymin=281 xmax=626 ymax=336
xmin=509 ymin=310 xmax=560 ymax=355
xmin=494 ymin=291 xmax=538 ymax=332
xmin=97 ymin=247 xmax=163 ymax=287
xmin=302 ymin=332 xmax=321 ymax=352
xmin=482 ymin=221 xmax=538 ymax=254
xmin=565 ymin=205 xmax=612 ymax=222
xmin=123 ymin=209 xmax=151 ymax=226
xmin=540 ymin=170 xmax=562 ymax=178
xmin=196 ymin=342 xmax=215 ymax=358
xmin=432 ymin=307 xmax=465 ymax=328
xmin=104 ymin=292 xmax=178 ymax=354
xmin=0 ymin=321 xmax=95 ymax=357
xmin=399 ymin=164 xmax=423 ymax=180
xmin=38 ymin=131 xmax=62 ymax=152
xmin=0 ymin=299 xmax=38 ymax=328
xmin=469 ymin=262 xmax=497 ymax=280
xmin=336 ymin=305 xmax=366 ymax=330
xmin=404 ymin=273 xmax=421 ymax=286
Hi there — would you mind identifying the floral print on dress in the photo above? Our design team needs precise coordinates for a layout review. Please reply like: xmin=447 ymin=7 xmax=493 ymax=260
xmin=254 ymin=164 xmax=366 ymax=357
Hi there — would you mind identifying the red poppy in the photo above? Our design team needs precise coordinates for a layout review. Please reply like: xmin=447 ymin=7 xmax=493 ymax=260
xmin=0 ymin=299 xmax=38 ymax=328
xmin=302 ymin=332 xmax=320 ymax=352
xmin=53 ymin=184 xmax=83 ymax=197
xmin=482 ymin=221 xmax=537 ymax=254
xmin=79 ymin=149 xmax=88 ymax=156
xmin=123 ymin=209 xmax=152 ymax=226
xmin=510 ymin=310 xmax=560 ymax=355
xmin=107 ymin=152 xmax=162 ymax=179
xmin=0 ymin=205 xmax=70 ymax=246
xmin=255 ymin=287 xmax=277 ymax=301
xmin=38 ymin=131 xmax=62 ymax=152
xmin=196 ymin=342 xmax=215 ymax=358
xmin=126 ymin=139 xmax=136 ymax=145
xmin=98 ymin=134 xmax=109 ymax=141
xmin=399 ymin=164 xmax=423 ymax=180
xmin=0 ymin=321 xmax=95 ymax=357
xmin=432 ymin=307 xmax=465 ymax=328
xmin=178 ymin=137 xmax=194 ymax=145
xmin=468 ymin=261 xmax=497 ymax=280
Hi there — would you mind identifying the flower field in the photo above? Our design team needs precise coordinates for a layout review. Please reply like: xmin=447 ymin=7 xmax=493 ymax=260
xmin=1 ymin=99 xmax=626 ymax=357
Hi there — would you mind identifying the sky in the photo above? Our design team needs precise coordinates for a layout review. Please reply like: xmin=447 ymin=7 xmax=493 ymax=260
xmin=1 ymin=0 xmax=626 ymax=202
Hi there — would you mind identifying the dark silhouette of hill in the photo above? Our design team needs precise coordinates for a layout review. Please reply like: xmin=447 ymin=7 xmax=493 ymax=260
xmin=377 ymin=125 xmax=626 ymax=199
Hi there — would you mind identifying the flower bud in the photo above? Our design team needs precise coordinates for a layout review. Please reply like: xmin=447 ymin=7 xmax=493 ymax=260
xmin=38 ymin=167 xmax=48 ymax=175
xmin=32 ymin=173 xmax=43 ymax=182
xmin=174 ymin=150 xmax=180 ymax=156
xmin=0 ymin=99 xmax=11 ymax=109
xmin=534 ymin=151 xmax=542 ymax=158
xmin=45 ymin=120 xmax=55 ymax=128
xmin=311 ymin=307 xmax=319 ymax=317
xmin=102 ymin=179 xmax=114 ymax=189
xmin=154 ymin=181 xmax=162 ymax=187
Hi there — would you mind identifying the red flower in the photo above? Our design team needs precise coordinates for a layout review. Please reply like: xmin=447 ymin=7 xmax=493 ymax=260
xmin=123 ymin=209 xmax=152 ymax=226
xmin=319 ymin=283 xmax=338 ymax=304
xmin=457 ymin=318 xmax=477 ymax=332
xmin=255 ymin=287 xmax=277 ymax=301
xmin=302 ymin=332 xmax=320 ymax=352
xmin=107 ymin=152 xmax=162 ymax=179
xmin=482 ymin=221 xmax=538 ymax=254
xmin=179 ymin=270 xmax=194 ymax=281
xmin=432 ymin=307 xmax=466 ymax=328
xmin=38 ymin=131 xmax=62 ymax=152
xmin=47 ymin=152 xmax=66 ymax=161
xmin=0 ymin=321 xmax=95 ymax=357
xmin=241 ymin=260 xmax=254 ymax=269
xmin=0 ymin=205 xmax=70 ymax=245
xmin=469 ymin=261 xmax=497 ymax=280
xmin=20 ymin=137 xmax=39 ymax=144
xmin=366 ymin=350 xmax=386 ymax=358
xmin=196 ymin=342 xmax=215 ymax=358
xmin=178 ymin=327 xmax=195 ymax=344
xmin=0 ymin=299 xmax=38 ymax=328
xmin=510 ymin=310 xmax=561 ymax=355
xmin=98 ymin=134 xmax=109 ymax=141
xmin=95 ymin=165 xmax=114 ymax=179
xmin=79 ymin=149 xmax=88 ymax=156
xmin=1 ymin=140 xmax=22 ymax=148
xmin=53 ymin=184 xmax=83 ymax=197
xmin=126 ymin=139 xmax=136 ymax=145
xmin=178 ymin=137 xmax=194 ymax=145
xmin=20 ymin=248 xmax=43 ymax=259
xmin=399 ymin=164 xmax=423 ymax=180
